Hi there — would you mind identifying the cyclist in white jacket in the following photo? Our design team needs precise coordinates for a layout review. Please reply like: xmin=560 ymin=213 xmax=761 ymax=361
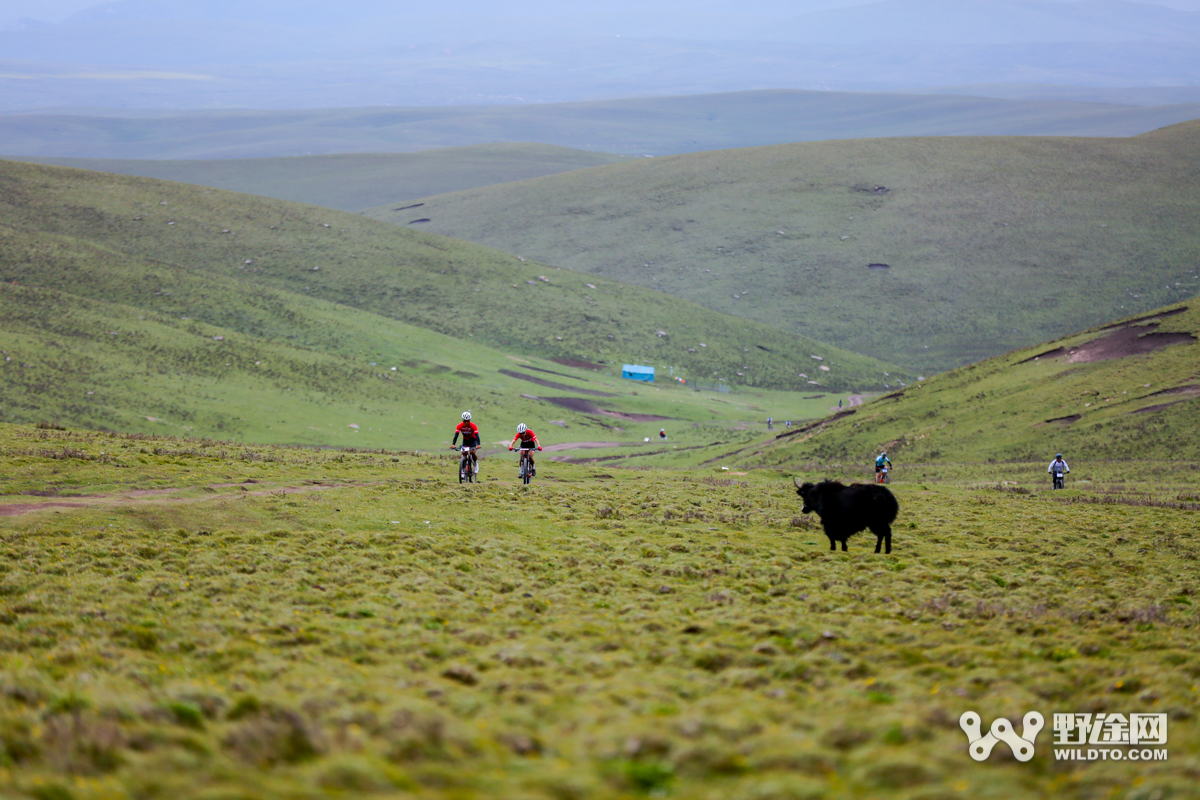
xmin=1047 ymin=454 xmax=1069 ymax=488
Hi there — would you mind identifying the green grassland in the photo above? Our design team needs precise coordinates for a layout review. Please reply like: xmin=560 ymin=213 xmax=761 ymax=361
xmin=5 ymin=90 xmax=1200 ymax=161
xmin=10 ymin=144 xmax=633 ymax=213
xmin=713 ymin=301 xmax=1200 ymax=470
xmin=369 ymin=120 xmax=1200 ymax=374
xmin=0 ymin=159 xmax=900 ymax=453
xmin=0 ymin=271 xmax=849 ymax=456
xmin=0 ymin=423 xmax=1197 ymax=800
xmin=0 ymin=159 xmax=908 ymax=418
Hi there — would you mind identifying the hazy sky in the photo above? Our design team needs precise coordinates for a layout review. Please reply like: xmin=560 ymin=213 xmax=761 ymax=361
xmin=3 ymin=0 xmax=1198 ymax=111
xmin=1 ymin=0 xmax=94 ymax=24
xmin=2 ymin=0 xmax=1198 ymax=27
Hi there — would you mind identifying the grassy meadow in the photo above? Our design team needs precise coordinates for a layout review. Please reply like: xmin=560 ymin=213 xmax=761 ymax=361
xmin=722 ymin=302 xmax=1200 ymax=470
xmin=372 ymin=121 xmax=1200 ymax=374
xmin=0 ymin=422 xmax=1196 ymax=800
xmin=0 ymin=158 xmax=905 ymax=405
xmin=0 ymin=267 xmax=853 ymax=453
xmin=11 ymin=145 xmax=634 ymax=213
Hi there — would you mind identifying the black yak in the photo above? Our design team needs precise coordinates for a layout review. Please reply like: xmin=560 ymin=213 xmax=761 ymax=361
xmin=794 ymin=478 xmax=900 ymax=553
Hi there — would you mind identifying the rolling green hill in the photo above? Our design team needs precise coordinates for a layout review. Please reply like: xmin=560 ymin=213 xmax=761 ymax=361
xmin=366 ymin=120 xmax=1200 ymax=374
xmin=0 ymin=159 xmax=908 ymax=447
xmin=10 ymin=143 xmax=633 ymax=212
xmin=714 ymin=301 xmax=1200 ymax=468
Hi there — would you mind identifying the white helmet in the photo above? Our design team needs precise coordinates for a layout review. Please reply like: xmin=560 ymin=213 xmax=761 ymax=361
xmin=516 ymin=423 xmax=527 ymax=433
xmin=461 ymin=411 xmax=472 ymax=421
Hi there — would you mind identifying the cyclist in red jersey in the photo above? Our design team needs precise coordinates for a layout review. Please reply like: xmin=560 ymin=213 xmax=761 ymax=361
xmin=451 ymin=411 xmax=481 ymax=474
xmin=508 ymin=422 xmax=541 ymax=476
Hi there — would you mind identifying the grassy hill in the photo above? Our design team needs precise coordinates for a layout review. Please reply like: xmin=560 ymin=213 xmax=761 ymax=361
xmin=0 ymin=423 xmax=1197 ymax=799
xmin=11 ymin=143 xmax=633 ymax=212
xmin=367 ymin=120 xmax=1200 ymax=374
xmin=711 ymin=301 xmax=1200 ymax=469
xmin=4 ymin=90 xmax=1200 ymax=160
xmin=0 ymin=159 xmax=907 ymax=446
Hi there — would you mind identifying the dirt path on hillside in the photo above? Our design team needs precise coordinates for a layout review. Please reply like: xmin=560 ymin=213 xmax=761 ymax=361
xmin=830 ymin=394 xmax=866 ymax=411
xmin=540 ymin=442 xmax=628 ymax=452
xmin=0 ymin=481 xmax=364 ymax=518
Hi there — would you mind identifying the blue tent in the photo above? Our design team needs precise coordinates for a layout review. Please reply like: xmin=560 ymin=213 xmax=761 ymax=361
xmin=622 ymin=364 xmax=655 ymax=382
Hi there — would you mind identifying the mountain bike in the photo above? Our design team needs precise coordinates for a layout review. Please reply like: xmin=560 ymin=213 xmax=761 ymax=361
xmin=1052 ymin=471 xmax=1065 ymax=490
xmin=517 ymin=446 xmax=535 ymax=484
xmin=876 ymin=466 xmax=889 ymax=485
xmin=453 ymin=445 xmax=478 ymax=484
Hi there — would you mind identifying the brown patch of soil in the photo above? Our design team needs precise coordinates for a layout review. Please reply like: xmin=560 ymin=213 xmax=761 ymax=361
xmin=1065 ymin=325 xmax=1194 ymax=363
xmin=1097 ymin=306 xmax=1188 ymax=331
xmin=1146 ymin=383 xmax=1200 ymax=398
xmin=1017 ymin=347 xmax=1067 ymax=364
xmin=1132 ymin=400 xmax=1191 ymax=415
xmin=0 ymin=501 xmax=91 ymax=517
xmin=498 ymin=369 xmax=616 ymax=397
xmin=0 ymin=482 xmax=363 ymax=518
xmin=1035 ymin=414 xmax=1082 ymax=427
xmin=552 ymin=357 xmax=604 ymax=370
xmin=1020 ymin=317 xmax=1194 ymax=365
xmin=523 ymin=365 xmax=581 ymax=379
xmin=522 ymin=395 xmax=671 ymax=422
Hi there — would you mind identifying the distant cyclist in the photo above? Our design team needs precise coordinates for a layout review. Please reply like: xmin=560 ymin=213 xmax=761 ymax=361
xmin=451 ymin=412 xmax=481 ymax=475
xmin=767 ymin=417 xmax=774 ymax=430
xmin=875 ymin=452 xmax=892 ymax=483
xmin=509 ymin=423 xmax=541 ymax=476
xmin=1048 ymin=453 xmax=1069 ymax=489
xmin=659 ymin=428 xmax=667 ymax=441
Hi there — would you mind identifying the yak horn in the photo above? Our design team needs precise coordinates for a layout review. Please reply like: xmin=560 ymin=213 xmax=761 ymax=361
xmin=793 ymin=476 xmax=802 ymax=489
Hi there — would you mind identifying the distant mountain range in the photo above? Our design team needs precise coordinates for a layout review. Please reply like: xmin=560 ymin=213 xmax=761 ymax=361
xmin=5 ymin=89 xmax=1200 ymax=160
xmin=1 ymin=0 xmax=1198 ymax=110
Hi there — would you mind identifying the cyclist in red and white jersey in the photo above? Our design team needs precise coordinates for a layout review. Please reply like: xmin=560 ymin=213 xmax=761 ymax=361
xmin=508 ymin=423 xmax=541 ymax=476
xmin=451 ymin=412 xmax=481 ymax=474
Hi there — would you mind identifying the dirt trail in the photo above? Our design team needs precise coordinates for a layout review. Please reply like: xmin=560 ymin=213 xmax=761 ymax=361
xmin=830 ymin=394 xmax=866 ymax=411
xmin=0 ymin=481 xmax=362 ymax=518
xmin=540 ymin=441 xmax=629 ymax=452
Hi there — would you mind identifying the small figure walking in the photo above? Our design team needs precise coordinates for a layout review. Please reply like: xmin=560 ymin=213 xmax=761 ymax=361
xmin=838 ymin=399 xmax=843 ymax=409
